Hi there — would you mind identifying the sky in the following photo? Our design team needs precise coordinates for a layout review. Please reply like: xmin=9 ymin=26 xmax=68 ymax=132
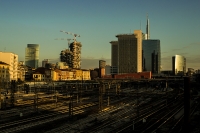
xmin=0 ymin=0 xmax=200 ymax=70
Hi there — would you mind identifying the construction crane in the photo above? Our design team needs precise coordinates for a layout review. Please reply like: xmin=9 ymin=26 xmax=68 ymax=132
xmin=60 ymin=30 xmax=80 ymax=43
xmin=55 ymin=38 xmax=73 ymax=48
xmin=59 ymin=30 xmax=82 ymax=69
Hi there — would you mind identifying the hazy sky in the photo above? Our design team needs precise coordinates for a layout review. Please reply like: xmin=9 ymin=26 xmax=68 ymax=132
xmin=0 ymin=0 xmax=200 ymax=70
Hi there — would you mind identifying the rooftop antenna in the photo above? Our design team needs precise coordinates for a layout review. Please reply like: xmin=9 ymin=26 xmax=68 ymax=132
xmin=146 ymin=13 xmax=150 ymax=39
xmin=140 ymin=20 xmax=141 ymax=30
xmin=4 ymin=47 xmax=6 ymax=52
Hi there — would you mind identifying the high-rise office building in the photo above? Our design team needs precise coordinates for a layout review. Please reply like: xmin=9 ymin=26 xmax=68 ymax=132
xmin=110 ymin=41 xmax=118 ymax=67
xmin=0 ymin=52 xmax=18 ymax=81
xmin=172 ymin=55 xmax=186 ymax=75
xmin=142 ymin=40 xmax=161 ymax=74
xmin=25 ymin=44 xmax=39 ymax=68
xmin=116 ymin=30 xmax=142 ymax=74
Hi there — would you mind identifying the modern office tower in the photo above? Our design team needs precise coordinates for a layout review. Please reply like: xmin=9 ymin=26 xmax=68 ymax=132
xmin=110 ymin=41 xmax=118 ymax=67
xmin=25 ymin=44 xmax=39 ymax=68
xmin=0 ymin=52 xmax=18 ymax=81
xmin=116 ymin=30 xmax=142 ymax=74
xmin=172 ymin=55 xmax=186 ymax=75
xmin=42 ymin=59 xmax=49 ymax=67
xmin=142 ymin=40 xmax=161 ymax=74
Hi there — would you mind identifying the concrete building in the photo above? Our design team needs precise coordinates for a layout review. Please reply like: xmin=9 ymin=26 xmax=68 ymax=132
xmin=172 ymin=55 xmax=186 ymax=75
xmin=0 ymin=52 xmax=18 ymax=81
xmin=104 ymin=65 xmax=118 ymax=75
xmin=25 ymin=44 xmax=39 ymax=68
xmin=110 ymin=41 xmax=118 ymax=67
xmin=99 ymin=60 xmax=106 ymax=68
xmin=99 ymin=60 xmax=106 ymax=78
xmin=0 ymin=61 xmax=9 ymax=83
xmin=105 ymin=65 xmax=111 ymax=75
xmin=17 ymin=61 xmax=26 ymax=81
xmin=116 ymin=30 xmax=142 ymax=74
xmin=56 ymin=62 xmax=69 ymax=69
xmin=0 ymin=61 xmax=10 ymax=109
xmin=142 ymin=40 xmax=161 ymax=74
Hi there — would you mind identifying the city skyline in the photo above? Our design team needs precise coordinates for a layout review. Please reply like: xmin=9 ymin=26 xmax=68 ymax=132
xmin=0 ymin=0 xmax=200 ymax=70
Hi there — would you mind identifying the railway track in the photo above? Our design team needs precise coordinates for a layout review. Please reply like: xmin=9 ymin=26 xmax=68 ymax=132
xmin=109 ymin=95 xmax=186 ymax=133
xmin=96 ymin=95 xmax=182 ymax=133
xmin=0 ymin=102 xmax=98 ymax=133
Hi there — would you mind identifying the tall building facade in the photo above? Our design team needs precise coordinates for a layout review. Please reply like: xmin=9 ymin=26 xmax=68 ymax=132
xmin=99 ymin=60 xmax=106 ymax=68
xmin=25 ymin=44 xmax=39 ymax=68
xmin=110 ymin=41 xmax=118 ymax=67
xmin=142 ymin=40 xmax=161 ymax=74
xmin=0 ymin=61 xmax=9 ymax=82
xmin=116 ymin=30 xmax=142 ymax=74
xmin=0 ymin=52 xmax=18 ymax=81
xmin=99 ymin=60 xmax=106 ymax=77
xmin=172 ymin=55 xmax=186 ymax=75
xmin=70 ymin=41 xmax=82 ymax=69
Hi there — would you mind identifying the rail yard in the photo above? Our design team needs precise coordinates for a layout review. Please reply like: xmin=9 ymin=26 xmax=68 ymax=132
xmin=0 ymin=78 xmax=200 ymax=133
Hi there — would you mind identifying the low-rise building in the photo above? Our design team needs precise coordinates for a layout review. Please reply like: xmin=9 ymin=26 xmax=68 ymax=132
xmin=82 ymin=69 xmax=91 ymax=80
xmin=0 ymin=52 xmax=18 ymax=81
xmin=0 ymin=61 xmax=9 ymax=84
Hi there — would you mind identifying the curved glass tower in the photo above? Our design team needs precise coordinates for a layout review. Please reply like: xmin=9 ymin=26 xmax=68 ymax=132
xmin=172 ymin=55 xmax=186 ymax=75
xmin=25 ymin=44 xmax=39 ymax=68
xmin=142 ymin=40 xmax=161 ymax=74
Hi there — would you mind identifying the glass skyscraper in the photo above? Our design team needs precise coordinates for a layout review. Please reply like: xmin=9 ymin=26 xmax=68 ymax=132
xmin=25 ymin=44 xmax=39 ymax=68
xmin=172 ymin=55 xmax=186 ymax=75
xmin=142 ymin=40 xmax=161 ymax=74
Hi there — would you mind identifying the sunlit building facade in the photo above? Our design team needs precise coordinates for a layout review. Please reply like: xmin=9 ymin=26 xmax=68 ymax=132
xmin=142 ymin=40 xmax=161 ymax=74
xmin=0 ymin=52 xmax=18 ymax=81
xmin=25 ymin=44 xmax=39 ymax=68
xmin=116 ymin=30 xmax=142 ymax=74
xmin=172 ymin=55 xmax=186 ymax=75
xmin=0 ymin=61 xmax=9 ymax=83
